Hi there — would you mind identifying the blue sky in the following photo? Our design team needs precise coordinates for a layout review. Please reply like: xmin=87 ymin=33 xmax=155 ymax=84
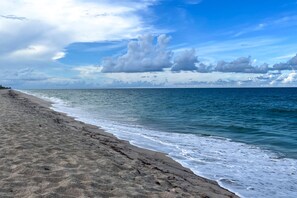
xmin=0 ymin=0 xmax=297 ymax=88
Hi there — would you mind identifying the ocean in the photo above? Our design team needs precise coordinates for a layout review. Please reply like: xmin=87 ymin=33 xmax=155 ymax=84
xmin=22 ymin=88 xmax=297 ymax=198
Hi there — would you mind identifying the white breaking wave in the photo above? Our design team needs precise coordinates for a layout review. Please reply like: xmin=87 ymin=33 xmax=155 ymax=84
xmin=21 ymin=90 xmax=297 ymax=198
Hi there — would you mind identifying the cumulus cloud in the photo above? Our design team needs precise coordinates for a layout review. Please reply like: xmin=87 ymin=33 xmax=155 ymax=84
xmin=215 ymin=56 xmax=269 ymax=73
xmin=196 ymin=63 xmax=213 ymax=73
xmin=273 ymin=54 xmax=297 ymax=70
xmin=173 ymin=55 xmax=270 ymax=74
xmin=0 ymin=0 xmax=156 ymax=69
xmin=100 ymin=35 xmax=275 ymax=74
xmin=171 ymin=49 xmax=199 ymax=71
xmin=101 ymin=34 xmax=173 ymax=72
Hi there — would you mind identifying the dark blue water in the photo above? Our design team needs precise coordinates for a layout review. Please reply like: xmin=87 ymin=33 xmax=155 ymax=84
xmin=24 ymin=88 xmax=297 ymax=198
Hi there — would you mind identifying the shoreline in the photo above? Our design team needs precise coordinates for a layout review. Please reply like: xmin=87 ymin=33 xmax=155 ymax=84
xmin=0 ymin=89 xmax=239 ymax=197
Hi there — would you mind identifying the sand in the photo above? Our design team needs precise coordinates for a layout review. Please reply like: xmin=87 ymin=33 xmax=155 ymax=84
xmin=0 ymin=89 xmax=239 ymax=198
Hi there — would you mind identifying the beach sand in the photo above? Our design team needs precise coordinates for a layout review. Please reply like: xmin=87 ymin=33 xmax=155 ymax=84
xmin=0 ymin=89 xmax=239 ymax=198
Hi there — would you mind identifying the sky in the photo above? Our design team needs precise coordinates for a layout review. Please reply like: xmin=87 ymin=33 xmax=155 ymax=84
xmin=1 ymin=0 xmax=297 ymax=88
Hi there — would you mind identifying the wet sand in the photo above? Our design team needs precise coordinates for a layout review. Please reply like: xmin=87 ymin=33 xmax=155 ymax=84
xmin=0 ymin=89 xmax=239 ymax=198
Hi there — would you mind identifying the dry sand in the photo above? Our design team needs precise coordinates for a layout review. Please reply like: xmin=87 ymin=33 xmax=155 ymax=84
xmin=0 ymin=90 xmax=239 ymax=198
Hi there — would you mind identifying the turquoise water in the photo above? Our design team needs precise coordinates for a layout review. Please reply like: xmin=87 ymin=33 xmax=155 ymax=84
xmin=23 ymin=88 xmax=297 ymax=198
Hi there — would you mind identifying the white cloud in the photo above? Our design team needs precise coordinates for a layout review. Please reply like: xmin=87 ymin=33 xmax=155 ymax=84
xmin=104 ymin=70 xmax=258 ymax=87
xmin=101 ymin=34 xmax=173 ymax=72
xmin=0 ymin=68 xmax=49 ymax=82
xmin=273 ymin=53 xmax=296 ymax=61
xmin=74 ymin=66 xmax=102 ymax=78
xmin=52 ymin=52 xmax=66 ymax=61
xmin=8 ymin=45 xmax=51 ymax=60
xmin=0 ymin=0 xmax=156 ymax=68
xmin=282 ymin=71 xmax=297 ymax=83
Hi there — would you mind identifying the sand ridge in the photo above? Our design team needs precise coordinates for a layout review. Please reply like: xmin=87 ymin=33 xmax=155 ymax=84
xmin=0 ymin=90 xmax=239 ymax=198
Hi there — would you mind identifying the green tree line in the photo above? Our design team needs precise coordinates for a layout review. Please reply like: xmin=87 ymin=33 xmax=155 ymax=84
xmin=0 ymin=85 xmax=11 ymax=89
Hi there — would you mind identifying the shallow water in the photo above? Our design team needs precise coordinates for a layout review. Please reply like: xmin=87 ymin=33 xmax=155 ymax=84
xmin=23 ymin=88 xmax=297 ymax=198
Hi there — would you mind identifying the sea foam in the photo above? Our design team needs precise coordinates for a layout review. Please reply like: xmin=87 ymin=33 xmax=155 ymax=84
xmin=22 ymin=90 xmax=297 ymax=198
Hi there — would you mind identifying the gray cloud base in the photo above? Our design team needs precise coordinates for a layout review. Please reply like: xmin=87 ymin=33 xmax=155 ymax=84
xmin=273 ymin=54 xmax=297 ymax=70
xmin=100 ymin=34 xmax=285 ymax=74
xmin=171 ymin=49 xmax=199 ymax=72
xmin=215 ymin=56 xmax=269 ymax=74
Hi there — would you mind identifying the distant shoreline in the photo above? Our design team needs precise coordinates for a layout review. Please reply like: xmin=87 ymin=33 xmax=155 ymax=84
xmin=20 ymin=86 xmax=297 ymax=90
xmin=0 ymin=85 xmax=11 ymax=90
xmin=0 ymin=89 xmax=238 ymax=197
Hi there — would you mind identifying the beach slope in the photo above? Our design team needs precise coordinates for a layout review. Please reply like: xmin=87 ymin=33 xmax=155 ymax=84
xmin=0 ymin=90 xmax=238 ymax=198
